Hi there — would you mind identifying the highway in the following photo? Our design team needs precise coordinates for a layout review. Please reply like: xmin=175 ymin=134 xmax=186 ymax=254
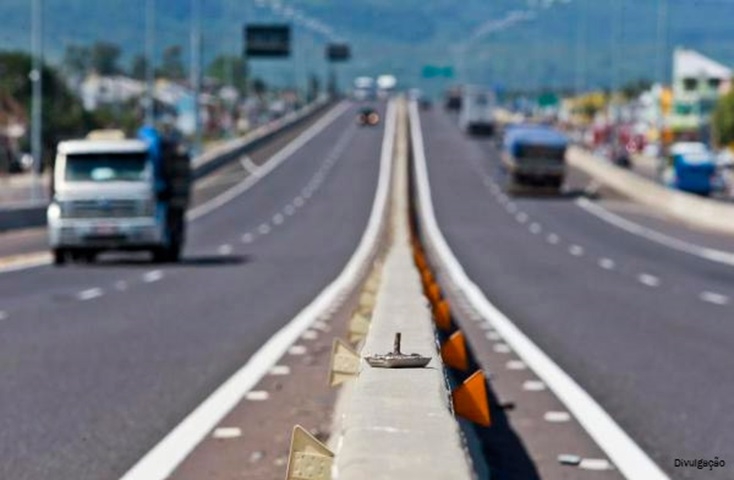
xmin=416 ymin=107 xmax=734 ymax=479
xmin=0 ymin=101 xmax=387 ymax=480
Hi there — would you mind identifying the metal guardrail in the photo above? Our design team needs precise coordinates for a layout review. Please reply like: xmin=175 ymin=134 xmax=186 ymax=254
xmin=0 ymin=98 xmax=333 ymax=232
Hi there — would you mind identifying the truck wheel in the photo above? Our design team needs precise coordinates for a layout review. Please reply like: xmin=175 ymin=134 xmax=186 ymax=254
xmin=52 ymin=249 xmax=66 ymax=266
xmin=152 ymin=248 xmax=170 ymax=264
xmin=167 ymin=242 xmax=182 ymax=263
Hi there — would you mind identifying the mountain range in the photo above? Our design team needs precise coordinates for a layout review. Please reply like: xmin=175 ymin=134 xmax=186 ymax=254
xmin=2 ymin=0 xmax=734 ymax=96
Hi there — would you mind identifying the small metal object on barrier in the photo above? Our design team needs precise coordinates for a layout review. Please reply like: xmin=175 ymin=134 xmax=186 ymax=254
xmin=365 ymin=332 xmax=431 ymax=369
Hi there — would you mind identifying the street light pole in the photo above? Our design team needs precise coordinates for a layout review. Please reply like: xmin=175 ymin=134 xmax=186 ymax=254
xmin=190 ymin=0 xmax=202 ymax=155
xmin=30 ymin=0 xmax=43 ymax=175
xmin=145 ymin=0 xmax=155 ymax=125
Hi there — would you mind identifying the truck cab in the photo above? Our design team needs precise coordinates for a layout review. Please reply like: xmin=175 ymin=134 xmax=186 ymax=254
xmin=459 ymin=87 xmax=496 ymax=136
xmin=502 ymin=124 xmax=568 ymax=191
xmin=48 ymin=129 xmax=190 ymax=265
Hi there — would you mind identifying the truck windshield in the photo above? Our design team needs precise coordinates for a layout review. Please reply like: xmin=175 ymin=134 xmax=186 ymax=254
xmin=65 ymin=153 xmax=150 ymax=182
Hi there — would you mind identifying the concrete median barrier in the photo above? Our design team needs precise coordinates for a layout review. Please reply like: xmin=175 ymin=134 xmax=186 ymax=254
xmin=0 ymin=98 xmax=333 ymax=232
xmin=568 ymin=146 xmax=734 ymax=236
xmin=329 ymin=100 xmax=475 ymax=480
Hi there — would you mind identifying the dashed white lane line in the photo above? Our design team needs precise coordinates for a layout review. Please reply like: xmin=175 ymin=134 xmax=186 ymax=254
xmin=288 ymin=345 xmax=308 ymax=356
xmin=546 ymin=233 xmax=560 ymax=245
xmin=699 ymin=291 xmax=730 ymax=306
xmin=283 ymin=204 xmax=296 ymax=216
xmin=486 ymin=331 xmax=502 ymax=341
xmin=598 ymin=258 xmax=616 ymax=270
xmin=523 ymin=380 xmax=547 ymax=391
xmin=211 ymin=427 xmax=242 ymax=439
xmin=218 ymin=244 xmax=233 ymax=255
xmin=506 ymin=203 xmax=518 ymax=214
xmin=272 ymin=213 xmax=285 ymax=225
xmin=257 ymin=224 xmax=271 ymax=235
xmin=78 ymin=288 xmax=103 ymax=301
xmin=241 ymin=233 xmax=254 ymax=244
xmin=301 ymin=330 xmax=319 ymax=340
xmin=544 ymin=411 xmax=572 ymax=423
xmin=638 ymin=273 xmax=661 ymax=288
xmin=293 ymin=196 xmax=305 ymax=207
xmin=506 ymin=360 xmax=527 ymax=370
xmin=244 ymin=391 xmax=269 ymax=401
xmin=569 ymin=245 xmax=585 ymax=257
xmin=269 ymin=365 xmax=291 ymax=376
xmin=529 ymin=222 xmax=542 ymax=235
xmin=579 ymin=458 xmax=615 ymax=471
xmin=0 ymin=311 xmax=7 ymax=320
xmin=493 ymin=343 xmax=511 ymax=353
xmin=114 ymin=281 xmax=128 ymax=291
xmin=143 ymin=270 xmax=164 ymax=283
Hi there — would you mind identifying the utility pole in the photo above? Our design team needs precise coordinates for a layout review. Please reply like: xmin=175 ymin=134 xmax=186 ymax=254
xmin=190 ymin=0 xmax=202 ymax=155
xmin=30 ymin=0 xmax=43 ymax=175
xmin=145 ymin=0 xmax=155 ymax=125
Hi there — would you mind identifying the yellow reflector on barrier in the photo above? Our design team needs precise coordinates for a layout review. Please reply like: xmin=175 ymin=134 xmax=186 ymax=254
xmin=285 ymin=425 xmax=334 ymax=480
xmin=328 ymin=338 xmax=360 ymax=387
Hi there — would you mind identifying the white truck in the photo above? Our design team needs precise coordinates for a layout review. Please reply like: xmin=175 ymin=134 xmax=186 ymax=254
xmin=47 ymin=129 xmax=190 ymax=265
xmin=459 ymin=87 xmax=497 ymax=136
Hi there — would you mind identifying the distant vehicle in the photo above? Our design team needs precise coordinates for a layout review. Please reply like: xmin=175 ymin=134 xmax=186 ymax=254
xmin=47 ymin=128 xmax=191 ymax=265
xmin=669 ymin=147 xmax=719 ymax=196
xmin=353 ymin=77 xmax=376 ymax=101
xmin=502 ymin=124 xmax=568 ymax=190
xmin=409 ymin=88 xmax=432 ymax=110
xmin=357 ymin=107 xmax=380 ymax=126
xmin=376 ymin=75 xmax=397 ymax=98
xmin=459 ymin=87 xmax=496 ymax=136
xmin=444 ymin=88 xmax=462 ymax=112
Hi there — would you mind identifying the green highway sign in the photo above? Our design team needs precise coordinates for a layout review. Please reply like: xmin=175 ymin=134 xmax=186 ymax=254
xmin=422 ymin=65 xmax=454 ymax=79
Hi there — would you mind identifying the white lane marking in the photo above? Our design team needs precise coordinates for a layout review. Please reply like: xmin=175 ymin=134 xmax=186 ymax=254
xmin=302 ymin=188 xmax=313 ymax=199
xmin=143 ymin=270 xmax=164 ymax=283
xmin=506 ymin=360 xmax=527 ymax=370
xmin=245 ymin=391 xmax=269 ymax=401
xmin=272 ymin=213 xmax=284 ymax=225
xmin=239 ymin=155 xmax=262 ymax=177
xmin=218 ymin=244 xmax=233 ymax=255
xmin=312 ymin=320 xmax=330 ymax=332
xmin=257 ymin=224 xmax=270 ymax=235
xmin=188 ymin=102 xmax=351 ymax=220
xmin=120 ymin=101 xmax=397 ymax=480
xmin=516 ymin=212 xmax=529 ymax=224
xmin=493 ymin=343 xmax=511 ymax=353
xmin=486 ymin=331 xmax=502 ymax=341
xmin=546 ymin=233 xmax=560 ymax=245
xmin=409 ymin=101 xmax=669 ymax=480
xmin=241 ymin=233 xmax=254 ymax=244
xmin=544 ymin=411 xmax=572 ymax=423
xmin=577 ymin=197 xmax=734 ymax=268
xmin=479 ymin=322 xmax=494 ymax=330
xmin=212 ymin=427 xmax=242 ymax=439
xmin=638 ymin=273 xmax=661 ymax=288
xmin=506 ymin=203 xmax=518 ymax=214
xmin=114 ymin=281 xmax=128 ymax=291
xmin=283 ymin=204 xmax=296 ymax=216
xmin=77 ymin=288 xmax=103 ymax=301
xmin=293 ymin=196 xmax=305 ymax=207
xmin=288 ymin=345 xmax=308 ymax=356
xmin=579 ymin=458 xmax=614 ymax=471
xmin=699 ymin=291 xmax=730 ymax=306
xmin=0 ymin=311 xmax=8 ymax=320
xmin=529 ymin=222 xmax=542 ymax=235
xmin=569 ymin=245 xmax=585 ymax=257
xmin=301 ymin=330 xmax=319 ymax=340
xmin=523 ymin=380 xmax=547 ymax=391
xmin=598 ymin=258 xmax=616 ymax=270
xmin=269 ymin=365 xmax=291 ymax=376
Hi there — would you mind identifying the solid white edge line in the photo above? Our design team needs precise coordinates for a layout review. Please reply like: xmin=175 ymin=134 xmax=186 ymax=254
xmin=409 ymin=101 xmax=669 ymax=480
xmin=119 ymin=100 xmax=396 ymax=480
xmin=577 ymin=197 xmax=734 ymax=268
xmin=187 ymin=102 xmax=351 ymax=220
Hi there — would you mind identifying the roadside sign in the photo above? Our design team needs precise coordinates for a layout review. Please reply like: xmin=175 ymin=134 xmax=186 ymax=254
xmin=244 ymin=24 xmax=290 ymax=58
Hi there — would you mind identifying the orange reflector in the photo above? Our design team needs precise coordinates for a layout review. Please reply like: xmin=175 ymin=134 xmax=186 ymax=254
xmin=421 ymin=270 xmax=434 ymax=288
xmin=453 ymin=370 xmax=491 ymax=427
xmin=441 ymin=331 xmax=468 ymax=370
xmin=434 ymin=299 xmax=452 ymax=332
xmin=413 ymin=251 xmax=428 ymax=271
xmin=427 ymin=283 xmax=442 ymax=306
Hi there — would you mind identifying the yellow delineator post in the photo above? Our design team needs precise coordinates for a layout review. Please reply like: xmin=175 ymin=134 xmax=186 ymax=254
xmin=285 ymin=425 xmax=334 ymax=480
xmin=348 ymin=312 xmax=370 ymax=344
xmin=328 ymin=338 xmax=360 ymax=387
xmin=434 ymin=299 xmax=452 ymax=332
xmin=452 ymin=370 xmax=491 ymax=427
xmin=441 ymin=331 xmax=468 ymax=371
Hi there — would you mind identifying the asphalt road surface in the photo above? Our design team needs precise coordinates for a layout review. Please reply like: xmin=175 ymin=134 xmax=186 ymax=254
xmin=0 ymin=101 xmax=387 ymax=480
xmin=418 ymin=108 xmax=734 ymax=479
